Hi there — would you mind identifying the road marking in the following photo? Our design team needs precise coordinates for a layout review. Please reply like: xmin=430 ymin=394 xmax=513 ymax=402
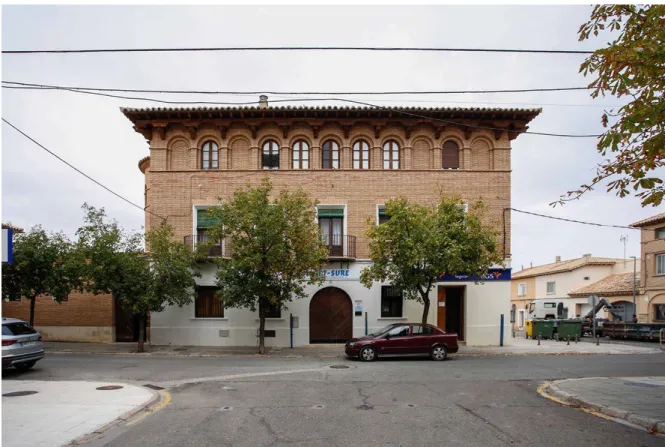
xmin=162 ymin=366 xmax=333 ymax=388
xmin=536 ymin=383 xmax=574 ymax=407
xmin=126 ymin=390 xmax=171 ymax=426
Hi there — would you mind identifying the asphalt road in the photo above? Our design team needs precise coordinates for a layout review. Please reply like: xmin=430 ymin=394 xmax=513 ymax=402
xmin=4 ymin=353 xmax=665 ymax=446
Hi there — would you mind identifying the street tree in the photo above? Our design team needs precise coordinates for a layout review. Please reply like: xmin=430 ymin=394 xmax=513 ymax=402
xmin=206 ymin=180 xmax=328 ymax=354
xmin=1 ymin=226 xmax=84 ymax=326
xmin=76 ymin=204 xmax=200 ymax=352
xmin=556 ymin=5 xmax=665 ymax=207
xmin=360 ymin=196 xmax=502 ymax=327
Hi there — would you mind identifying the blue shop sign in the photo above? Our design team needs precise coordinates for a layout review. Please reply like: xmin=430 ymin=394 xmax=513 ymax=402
xmin=437 ymin=268 xmax=511 ymax=282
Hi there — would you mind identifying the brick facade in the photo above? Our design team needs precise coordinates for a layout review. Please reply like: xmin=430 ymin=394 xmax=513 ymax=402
xmin=632 ymin=214 xmax=665 ymax=322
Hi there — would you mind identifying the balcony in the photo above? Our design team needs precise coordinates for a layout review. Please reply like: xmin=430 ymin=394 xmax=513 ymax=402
xmin=322 ymin=234 xmax=356 ymax=261
xmin=184 ymin=234 xmax=231 ymax=258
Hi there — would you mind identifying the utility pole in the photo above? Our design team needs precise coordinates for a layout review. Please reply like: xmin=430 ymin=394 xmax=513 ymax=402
xmin=630 ymin=255 xmax=637 ymax=322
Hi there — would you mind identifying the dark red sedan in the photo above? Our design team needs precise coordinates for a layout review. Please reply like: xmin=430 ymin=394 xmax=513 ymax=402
xmin=345 ymin=323 xmax=458 ymax=362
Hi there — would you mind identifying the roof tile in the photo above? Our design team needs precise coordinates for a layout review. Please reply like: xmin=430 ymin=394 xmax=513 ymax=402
xmin=568 ymin=272 xmax=641 ymax=297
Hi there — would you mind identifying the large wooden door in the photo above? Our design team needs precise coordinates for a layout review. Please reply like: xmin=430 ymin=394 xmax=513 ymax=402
xmin=309 ymin=287 xmax=352 ymax=343
xmin=437 ymin=287 xmax=447 ymax=331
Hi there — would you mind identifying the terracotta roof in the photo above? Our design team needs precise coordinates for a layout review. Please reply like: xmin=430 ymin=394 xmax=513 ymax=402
xmin=631 ymin=212 xmax=665 ymax=228
xmin=138 ymin=155 xmax=150 ymax=173
xmin=2 ymin=223 xmax=24 ymax=233
xmin=512 ymin=256 xmax=622 ymax=279
xmin=568 ymin=272 xmax=641 ymax=297
xmin=121 ymin=105 xmax=541 ymax=123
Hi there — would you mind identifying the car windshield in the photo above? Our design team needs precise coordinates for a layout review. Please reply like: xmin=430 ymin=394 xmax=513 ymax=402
xmin=368 ymin=325 xmax=398 ymax=337
xmin=2 ymin=322 xmax=37 ymax=336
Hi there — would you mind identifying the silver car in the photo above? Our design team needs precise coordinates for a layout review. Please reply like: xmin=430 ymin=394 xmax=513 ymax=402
xmin=2 ymin=318 xmax=44 ymax=371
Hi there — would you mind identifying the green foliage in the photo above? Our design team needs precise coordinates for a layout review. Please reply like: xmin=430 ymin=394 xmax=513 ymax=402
xmin=360 ymin=196 xmax=502 ymax=325
xmin=1 ymin=226 xmax=84 ymax=326
xmin=206 ymin=179 xmax=328 ymax=353
xmin=75 ymin=203 xmax=200 ymax=351
xmin=556 ymin=5 xmax=665 ymax=207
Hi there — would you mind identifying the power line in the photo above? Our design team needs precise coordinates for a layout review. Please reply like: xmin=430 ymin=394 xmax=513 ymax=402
xmin=1 ymin=118 xmax=165 ymax=222
xmin=2 ymin=81 xmax=591 ymax=96
xmin=2 ymin=45 xmax=595 ymax=55
xmin=3 ymin=85 xmax=603 ymax=138
xmin=510 ymin=208 xmax=637 ymax=230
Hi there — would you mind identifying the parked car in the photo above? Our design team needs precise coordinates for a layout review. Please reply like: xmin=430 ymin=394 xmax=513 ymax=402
xmin=2 ymin=318 xmax=44 ymax=371
xmin=345 ymin=323 xmax=458 ymax=362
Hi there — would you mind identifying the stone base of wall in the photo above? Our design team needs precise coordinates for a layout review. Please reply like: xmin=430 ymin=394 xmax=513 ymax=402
xmin=36 ymin=326 xmax=114 ymax=343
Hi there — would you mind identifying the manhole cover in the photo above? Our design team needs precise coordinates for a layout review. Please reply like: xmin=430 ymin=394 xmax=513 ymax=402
xmin=312 ymin=404 xmax=325 ymax=409
xmin=96 ymin=385 xmax=124 ymax=391
xmin=357 ymin=404 xmax=373 ymax=410
xmin=143 ymin=384 xmax=164 ymax=390
xmin=219 ymin=406 xmax=234 ymax=412
xmin=330 ymin=365 xmax=350 ymax=369
xmin=406 ymin=404 xmax=416 ymax=408
xmin=3 ymin=391 xmax=38 ymax=397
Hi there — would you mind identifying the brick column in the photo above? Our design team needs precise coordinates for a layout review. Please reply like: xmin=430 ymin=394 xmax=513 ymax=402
xmin=341 ymin=145 xmax=351 ymax=169
xmin=310 ymin=145 xmax=320 ymax=169
xmin=403 ymin=146 xmax=412 ymax=170
xmin=219 ymin=143 xmax=228 ymax=170
xmin=280 ymin=146 xmax=290 ymax=170
xmin=189 ymin=145 xmax=198 ymax=170
xmin=372 ymin=145 xmax=381 ymax=170
xmin=250 ymin=145 xmax=259 ymax=169
xmin=463 ymin=146 xmax=472 ymax=170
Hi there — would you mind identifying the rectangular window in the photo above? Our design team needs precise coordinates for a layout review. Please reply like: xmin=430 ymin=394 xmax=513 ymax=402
xmin=195 ymin=287 xmax=224 ymax=318
xmin=546 ymin=281 xmax=556 ymax=294
xmin=657 ymin=254 xmax=665 ymax=275
xmin=411 ymin=324 xmax=435 ymax=336
xmin=378 ymin=207 xmax=390 ymax=225
xmin=261 ymin=301 xmax=281 ymax=319
xmin=318 ymin=208 xmax=344 ymax=257
xmin=543 ymin=302 xmax=556 ymax=308
xmin=518 ymin=283 xmax=526 ymax=296
xmin=654 ymin=304 xmax=665 ymax=322
xmin=656 ymin=228 xmax=665 ymax=239
xmin=381 ymin=286 xmax=403 ymax=317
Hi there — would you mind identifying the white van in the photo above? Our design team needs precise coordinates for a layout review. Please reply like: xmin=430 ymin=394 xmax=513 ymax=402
xmin=527 ymin=299 xmax=569 ymax=320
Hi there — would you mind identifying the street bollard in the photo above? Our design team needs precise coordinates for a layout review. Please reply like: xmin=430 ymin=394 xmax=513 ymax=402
xmin=575 ymin=335 xmax=578 ymax=344
xmin=567 ymin=336 xmax=570 ymax=346
xmin=538 ymin=333 xmax=541 ymax=346
xmin=596 ymin=334 xmax=600 ymax=346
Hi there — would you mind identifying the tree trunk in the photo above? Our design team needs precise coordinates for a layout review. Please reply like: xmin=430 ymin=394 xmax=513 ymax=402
xmin=421 ymin=296 xmax=430 ymax=327
xmin=137 ymin=313 xmax=146 ymax=353
xmin=29 ymin=295 xmax=37 ymax=327
xmin=259 ymin=306 xmax=266 ymax=354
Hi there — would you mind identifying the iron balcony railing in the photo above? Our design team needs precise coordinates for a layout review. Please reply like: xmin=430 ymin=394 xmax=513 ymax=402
xmin=184 ymin=234 xmax=231 ymax=258
xmin=322 ymin=234 xmax=356 ymax=259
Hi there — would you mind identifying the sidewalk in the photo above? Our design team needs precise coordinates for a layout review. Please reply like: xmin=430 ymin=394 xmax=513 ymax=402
xmin=43 ymin=337 xmax=663 ymax=358
xmin=2 ymin=380 xmax=156 ymax=447
xmin=540 ymin=377 xmax=665 ymax=435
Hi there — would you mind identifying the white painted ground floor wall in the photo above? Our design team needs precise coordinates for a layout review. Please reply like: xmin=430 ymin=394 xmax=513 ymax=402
xmin=150 ymin=261 xmax=512 ymax=347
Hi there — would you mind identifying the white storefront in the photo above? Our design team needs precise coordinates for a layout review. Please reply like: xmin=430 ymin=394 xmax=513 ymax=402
xmin=150 ymin=260 xmax=512 ymax=347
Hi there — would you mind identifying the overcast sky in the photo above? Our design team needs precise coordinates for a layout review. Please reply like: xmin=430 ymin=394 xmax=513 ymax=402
xmin=2 ymin=5 xmax=662 ymax=272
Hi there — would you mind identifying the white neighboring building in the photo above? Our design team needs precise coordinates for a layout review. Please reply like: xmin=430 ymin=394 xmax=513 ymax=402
xmin=510 ymin=255 xmax=639 ymax=327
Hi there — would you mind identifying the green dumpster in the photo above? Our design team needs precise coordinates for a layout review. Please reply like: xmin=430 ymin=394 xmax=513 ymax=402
xmin=532 ymin=319 xmax=554 ymax=339
xmin=556 ymin=319 xmax=582 ymax=340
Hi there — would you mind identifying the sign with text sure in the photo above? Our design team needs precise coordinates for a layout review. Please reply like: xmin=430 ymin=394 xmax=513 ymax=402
xmin=2 ymin=228 xmax=12 ymax=264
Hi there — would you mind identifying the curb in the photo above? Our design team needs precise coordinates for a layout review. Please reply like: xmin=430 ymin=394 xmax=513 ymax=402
xmin=47 ymin=349 xmax=661 ymax=359
xmin=65 ymin=386 xmax=169 ymax=446
xmin=538 ymin=380 xmax=665 ymax=436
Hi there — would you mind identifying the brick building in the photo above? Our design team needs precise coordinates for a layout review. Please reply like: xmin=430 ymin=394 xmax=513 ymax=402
xmin=123 ymin=101 xmax=540 ymax=347
xmin=631 ymin=213 xmax=665 ymax=322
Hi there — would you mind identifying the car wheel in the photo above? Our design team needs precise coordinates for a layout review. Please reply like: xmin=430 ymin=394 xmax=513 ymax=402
xmin=431 ymin=345 xmax=448 ymax=361
xmin=14 ymin=361 xmax=36 ymax=371
xmin=359 ymin=346 xmax=376 ymax=362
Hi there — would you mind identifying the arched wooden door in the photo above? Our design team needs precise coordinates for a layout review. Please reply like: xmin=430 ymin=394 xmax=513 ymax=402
xmin=309 ymin=287 xmax=352 ymax=343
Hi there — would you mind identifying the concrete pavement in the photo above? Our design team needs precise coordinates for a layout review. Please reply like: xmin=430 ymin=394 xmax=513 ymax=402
xmin=1 ymin=380 xmax=157 ymax=447
xmin=541 ymin=377 xmax=665 ymax=435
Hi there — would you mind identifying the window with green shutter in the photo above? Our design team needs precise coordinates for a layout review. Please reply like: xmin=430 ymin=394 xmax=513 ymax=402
xmin=197 ymin=208 xmax=221 ymax=228
xmin=317 ymin=208 xmax=344 ymax=218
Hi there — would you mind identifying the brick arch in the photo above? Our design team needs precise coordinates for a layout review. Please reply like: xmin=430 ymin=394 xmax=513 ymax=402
xmin=411 ymin=136 xmax=433 ymax=170
xmin=228 ymin=135 xmax=251 ymax=170
xmin=167 ymin=137 xmax=189 ymax=170
xmin=195 ymin=134 xmax=221 ymax=149
xmin=349 ymin=134 xmax=374 ymax=148
xmin=288 ymin=134 xmax=313 ymax=148
xmin=471 ymin=137 xmax=492 ymax=170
